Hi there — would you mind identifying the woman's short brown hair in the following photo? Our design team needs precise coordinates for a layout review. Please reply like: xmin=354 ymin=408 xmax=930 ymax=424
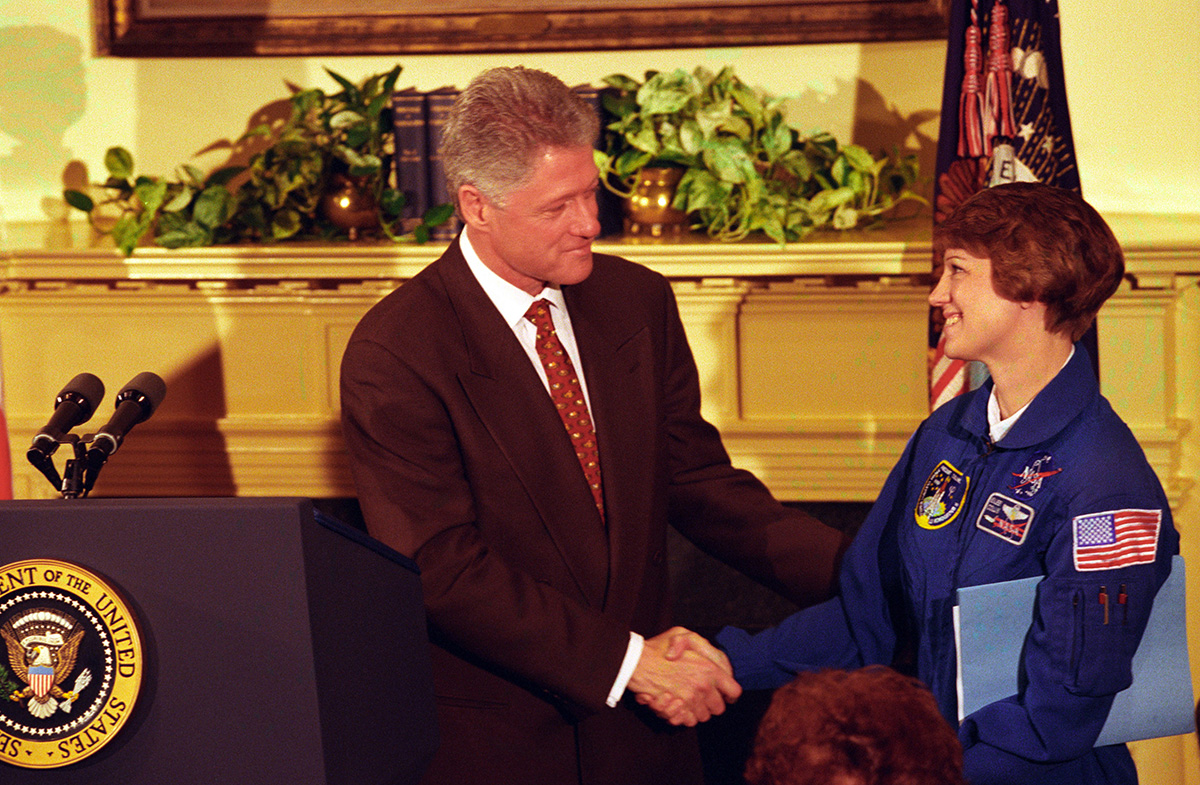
xmin=933 ymin=182 xmax=1124 ymax=342
xmin=745 ymin=666 xmax=965 ymax=785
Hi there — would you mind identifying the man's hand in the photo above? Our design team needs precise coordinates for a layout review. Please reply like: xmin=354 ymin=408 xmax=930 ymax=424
xmin=626 ymin=627 xmax=741 ymax=727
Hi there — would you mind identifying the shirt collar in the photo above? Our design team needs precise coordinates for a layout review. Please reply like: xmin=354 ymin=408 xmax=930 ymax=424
xmin=969 ymin=344 xmax=1094 ymax=448
xmin=986 ymin=346 xmax=1074 ymax=442
xmin=987 ymin=393 xmax=1030 ymax=443
xmin=459 ymin=230 xmax=566 ymax=328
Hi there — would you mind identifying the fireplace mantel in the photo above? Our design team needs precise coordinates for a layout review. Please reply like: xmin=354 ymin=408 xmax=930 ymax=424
xmin=2 ymin=215 xmax=1197 ymax=508
xmin=5 ymin=214 xmax=1198 ymax=782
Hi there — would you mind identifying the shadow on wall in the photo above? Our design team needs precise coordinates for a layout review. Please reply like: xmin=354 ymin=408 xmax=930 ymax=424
xmin=191 ymin=95 xmax=292 ymax=175
xmin=87 ymin=347 xmax=237 ymax=498
xmin=0 ymin=25 xmax=86 ymax=221
xmin=59 ymin=90 xmax=297 ymax=230
xmin=853 ymin=78 xmax=939 ymax=205
xmin=779 ymin=75 xmax=938 ymax=207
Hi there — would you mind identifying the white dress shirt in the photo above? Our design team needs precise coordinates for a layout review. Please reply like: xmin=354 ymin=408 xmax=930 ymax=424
xmin=459 ymin=230 xmax=644 ymax=708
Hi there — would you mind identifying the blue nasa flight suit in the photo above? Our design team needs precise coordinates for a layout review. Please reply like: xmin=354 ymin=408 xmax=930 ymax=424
xmin=718 ymin=346 xmax=1178 ymax=784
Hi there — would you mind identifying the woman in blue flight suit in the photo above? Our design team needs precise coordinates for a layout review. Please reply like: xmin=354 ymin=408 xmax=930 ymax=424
xmin=716 ymin=183 xmax=1178 ymax=784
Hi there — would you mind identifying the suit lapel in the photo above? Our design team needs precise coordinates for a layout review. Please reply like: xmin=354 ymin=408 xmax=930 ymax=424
xmin=566 ymin=283 xmax=658 ymax=615
xmin=438 ymin=249 xmax=610 ymax=605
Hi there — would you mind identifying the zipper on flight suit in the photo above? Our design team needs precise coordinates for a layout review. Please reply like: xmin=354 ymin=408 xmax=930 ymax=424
xmin=950 ymin=432 xmax=997 ymax=589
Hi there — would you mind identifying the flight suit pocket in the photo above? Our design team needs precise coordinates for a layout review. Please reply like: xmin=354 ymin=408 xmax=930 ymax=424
xmin=1049 ymin=582 xmax=1135 ymax=697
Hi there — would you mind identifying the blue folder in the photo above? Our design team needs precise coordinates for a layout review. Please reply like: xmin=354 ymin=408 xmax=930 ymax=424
xmin=955 ymin=555 xmax=1194 ymax=746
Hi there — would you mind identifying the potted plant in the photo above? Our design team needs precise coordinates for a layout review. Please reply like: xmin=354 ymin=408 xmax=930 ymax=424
xmin=65 ymin=65 xmax=453 ymax=255
xmin=595 ymin=66 xmax=924 ymax=243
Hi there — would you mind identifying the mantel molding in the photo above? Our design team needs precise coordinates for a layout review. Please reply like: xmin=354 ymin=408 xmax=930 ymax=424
xmin=2 ymin=219 xmax=933 ymax=283
xmin=4 ymin=213 xmax=1197 ymax=284
xmin=2 ymin=213 xmax=1197 ymax=506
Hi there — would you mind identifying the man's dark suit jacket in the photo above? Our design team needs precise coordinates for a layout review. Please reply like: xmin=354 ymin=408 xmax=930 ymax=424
xmin=340 ymin=241 xmax=846 ymax=785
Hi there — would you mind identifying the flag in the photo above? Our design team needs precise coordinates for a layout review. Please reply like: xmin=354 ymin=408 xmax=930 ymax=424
xmin=0 ymin=364 xmax=11 ymax=499
xmin=0 ymin=171 xmax=10 ymax=499
xmin=930 ymin=0 xmax=1085 ymax=410
xmin=1072 ymin=509 xmax=1162 ymax=572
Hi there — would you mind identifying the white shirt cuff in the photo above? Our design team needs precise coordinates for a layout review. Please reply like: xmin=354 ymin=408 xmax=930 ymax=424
xmin=606 ymin=632 xmax=644 ymax=707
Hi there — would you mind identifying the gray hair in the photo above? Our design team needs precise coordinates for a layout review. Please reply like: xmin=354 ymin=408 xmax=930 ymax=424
xmin=440 ymin=66 xmax=600 ymax=207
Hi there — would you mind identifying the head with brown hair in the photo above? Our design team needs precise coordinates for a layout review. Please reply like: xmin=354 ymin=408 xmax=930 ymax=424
xmin=745 ymin=667 xmax=966 ymax=785
xmin=440 ymin=66 xmax=599 ymax=209
xmin=933 ymin=182 xmax=1124 ymax=342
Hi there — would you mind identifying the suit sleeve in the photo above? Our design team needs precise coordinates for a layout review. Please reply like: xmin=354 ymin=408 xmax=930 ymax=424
xmin=716 ymin=429 xmax=921 ymax=686
xmin=341 ymin=335 xmax=631 ymax=714
xmin=653 ymin=280 xmax=848 ymax=608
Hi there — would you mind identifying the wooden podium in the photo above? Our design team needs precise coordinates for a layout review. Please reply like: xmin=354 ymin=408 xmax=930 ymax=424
xmin=0 ymin=497 xmax=436 ymax=784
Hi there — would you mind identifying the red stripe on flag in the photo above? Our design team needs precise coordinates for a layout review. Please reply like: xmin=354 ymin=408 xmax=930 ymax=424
xmin=0 ymin=403 xmax=11 ymax=500
xmin=1073 ymin=509 xmax=1161 ymax=572
xmin=929 ymin=335 xmax=968 ymax=409
xmin=31 ymin=671 xmax=53 ymax=698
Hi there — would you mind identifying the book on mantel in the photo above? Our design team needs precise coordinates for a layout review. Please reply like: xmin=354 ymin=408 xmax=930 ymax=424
xmin=391 ymin=83 xmax=621 ymax=243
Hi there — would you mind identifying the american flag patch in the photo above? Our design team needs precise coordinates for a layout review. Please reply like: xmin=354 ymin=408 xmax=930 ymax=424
xmin=1072 ymin=509 xmax=1161 ymax=571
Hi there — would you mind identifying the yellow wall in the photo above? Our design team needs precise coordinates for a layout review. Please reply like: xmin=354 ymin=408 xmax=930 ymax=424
xmin=0 ymin=1 xmax=1197 ymax=226
xmin=2 ymin=2 xmax=1200 ymax=782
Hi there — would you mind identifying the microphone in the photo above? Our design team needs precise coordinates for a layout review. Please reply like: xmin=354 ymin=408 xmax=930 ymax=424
xmin=28 ymin=373 xmax=106 ymax=458
xmin=87 ymin=372 xmax=167 ymax=459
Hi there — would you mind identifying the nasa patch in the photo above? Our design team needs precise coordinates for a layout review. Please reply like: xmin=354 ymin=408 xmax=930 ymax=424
xmin=1008 ymin=452 xmax=1062 ymax=499
xmin=976 ymin=493 xmax=1035 ymax=546
xmin=915 ymin=460 xmax=970 ymax=530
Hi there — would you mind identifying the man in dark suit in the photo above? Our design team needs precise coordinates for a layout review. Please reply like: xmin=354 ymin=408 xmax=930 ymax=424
xmin=340 ymin=66 xmax=847 ymax=785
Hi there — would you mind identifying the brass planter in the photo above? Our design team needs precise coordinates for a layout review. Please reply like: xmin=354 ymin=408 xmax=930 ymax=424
xmin=321 ymin=174 xmax=379 ymax=240
xmin=623 ymin=166 xmax=689 ymax=237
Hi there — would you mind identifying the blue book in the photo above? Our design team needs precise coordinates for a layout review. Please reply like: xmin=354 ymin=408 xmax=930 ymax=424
xmin=955 ymin=555 xmax=1194 ymax=746
xmin=390 ymin=88 xmax=430 ymax=229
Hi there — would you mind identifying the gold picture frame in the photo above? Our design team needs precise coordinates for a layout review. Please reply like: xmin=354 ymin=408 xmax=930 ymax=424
xmin=95 ymin=0 xmax=949 ymax=57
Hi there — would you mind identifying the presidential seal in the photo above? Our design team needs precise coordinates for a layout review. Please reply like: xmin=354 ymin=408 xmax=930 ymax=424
xmin=0 ymin=559 xmax=143 ymax=769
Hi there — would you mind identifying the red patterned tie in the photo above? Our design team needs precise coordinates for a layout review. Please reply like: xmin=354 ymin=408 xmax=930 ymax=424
xmin=525 ymin=299 xmax=604 ymax=518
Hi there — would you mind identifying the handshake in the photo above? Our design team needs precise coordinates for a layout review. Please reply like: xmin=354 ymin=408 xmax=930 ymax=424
xmin=627 ymin=627 xmax=741 ymax=727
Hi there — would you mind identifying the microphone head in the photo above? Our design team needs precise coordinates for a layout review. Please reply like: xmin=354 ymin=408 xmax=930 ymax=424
xmin=56 ymin=372 xmax=106 ymax=422
xmin=115 ymin=372 xmax=167 ymax=423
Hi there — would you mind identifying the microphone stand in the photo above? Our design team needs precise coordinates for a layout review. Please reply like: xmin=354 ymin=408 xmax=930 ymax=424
xmin=26 ymin=442 xmax=65 ymax=491
xmin=60 ymin=437 xmax=90 ymax=499
xmin=25 ymin=373 xmax=165 ymax=498
xmin=26 ymin=434 xmax=96 ymax=499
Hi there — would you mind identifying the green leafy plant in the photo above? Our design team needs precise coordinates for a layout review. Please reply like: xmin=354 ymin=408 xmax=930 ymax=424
xmin=64 ymin=65 xmax=453 ymax=255
xmin=595 ymin=66 xmax=924 ymax=243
